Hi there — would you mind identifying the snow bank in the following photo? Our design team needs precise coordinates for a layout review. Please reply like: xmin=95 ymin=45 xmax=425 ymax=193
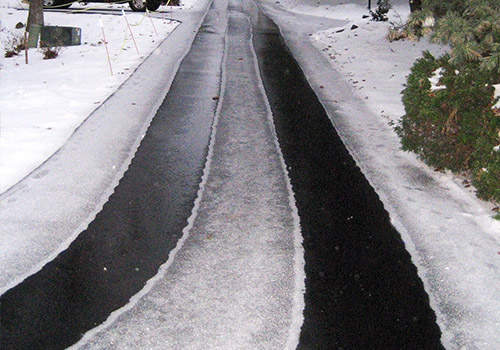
xmin=0 ymin=1 xmax=194 ymax=193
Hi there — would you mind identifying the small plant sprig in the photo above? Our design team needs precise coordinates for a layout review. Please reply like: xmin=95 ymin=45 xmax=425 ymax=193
xmin=3 ymin=30 xmax=26 ymax=58
xmin=371 ymin=0 xmax=392 ymax=22
xmin=387 ymin=10 xmax=408 ymax=42
xmin=39 ymin=43 xmax=63 ymax=60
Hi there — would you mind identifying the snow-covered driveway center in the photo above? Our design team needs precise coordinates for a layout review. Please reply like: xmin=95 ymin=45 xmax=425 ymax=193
xmin=76 ymin=0 xmax=304 ymax=347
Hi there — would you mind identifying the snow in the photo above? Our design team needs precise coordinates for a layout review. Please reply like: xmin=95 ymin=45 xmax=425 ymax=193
xmin=429 ymin=67 xmax=446 ymax=91
xmin=0 ymin=0 xmax=187 ymax=193
xmin=1 ymin=0 xmax=500 ymax=349
xmin=308 ymin=2 xmax=449 ymax=125
xmin=494 ymin=83 xmax=500 ymax=109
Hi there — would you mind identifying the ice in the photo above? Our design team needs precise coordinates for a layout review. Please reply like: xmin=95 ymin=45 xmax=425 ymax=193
xmin=71 ymin=1 xmax=304 ymax=347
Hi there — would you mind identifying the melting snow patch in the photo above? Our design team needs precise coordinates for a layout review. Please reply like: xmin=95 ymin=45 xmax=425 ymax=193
xmin=429 ymin=67 xmax=446 ymax=91
xmin=494 ymin=83 xmax=500 ymax=108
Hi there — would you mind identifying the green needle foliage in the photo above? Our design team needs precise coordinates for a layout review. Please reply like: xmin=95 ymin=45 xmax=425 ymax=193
xmin=397 ymin=0 xmax=500 ymax=203
xmin=430 ymin=0 xmax=500 ymax=74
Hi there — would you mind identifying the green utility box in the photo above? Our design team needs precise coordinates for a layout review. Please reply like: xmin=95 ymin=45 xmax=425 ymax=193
xmin=40 ymin=26 xmax=81 ymax=47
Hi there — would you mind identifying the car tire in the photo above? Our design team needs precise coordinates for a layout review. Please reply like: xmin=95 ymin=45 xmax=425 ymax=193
xmin=43 ymin=0 xmax=72 ymax=9
xmin=146 ymin=0 xmax=161 ymax=11
xmin=129 ymin=0 xmax=147 ymax=12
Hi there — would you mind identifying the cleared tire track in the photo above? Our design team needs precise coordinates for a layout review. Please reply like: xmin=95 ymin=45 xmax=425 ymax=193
xmin=0 ymin=2 xmax=226 ymax=348
xmin=248 ymin=2 xmax=445 ymax=349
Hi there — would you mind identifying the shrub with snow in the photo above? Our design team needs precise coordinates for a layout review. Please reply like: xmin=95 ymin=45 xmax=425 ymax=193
xmin=397 ymin=51 xmax=500 ymax=202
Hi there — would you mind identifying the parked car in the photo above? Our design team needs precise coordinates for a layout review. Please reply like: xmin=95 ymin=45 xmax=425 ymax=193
xmin=41 ymin=0 xmax=163 ymax=12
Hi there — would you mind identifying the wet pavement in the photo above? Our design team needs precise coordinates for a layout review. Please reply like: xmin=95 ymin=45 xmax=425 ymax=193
xmin=1 ymin=0 xmax=444 ymax=349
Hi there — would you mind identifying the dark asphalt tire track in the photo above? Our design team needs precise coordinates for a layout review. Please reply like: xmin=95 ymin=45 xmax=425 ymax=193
xmin=247 ymin=3 xmax=445 ymax=349
xmin=0 ymin=2 xmax=225 ymax=348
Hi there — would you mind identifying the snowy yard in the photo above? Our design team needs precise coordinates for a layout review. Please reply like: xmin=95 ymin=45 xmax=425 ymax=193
xmin=0 ymin=0 xmax=184 ymax=193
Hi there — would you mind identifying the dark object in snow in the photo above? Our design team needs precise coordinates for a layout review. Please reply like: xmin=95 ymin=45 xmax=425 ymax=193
xmin=4 ymin=50 xmax=17 ymax=58
xmin=42 ymin=47 xmax=60 ymax=60
xmin=15 ymin=22 xmax=25 ymax=29
xmin=362 ymin=14 xmax=370 ymax=19
xmin=40 ymin=26 xmax=81 ymax=47
xmin=351 ymin=24 xmax=358 ymax=30
xmin=4 ymin=33 xmax=26 ymax=57
xmin=336 ymin=29 xmax=345 ymax=33
xmin=370 ymin=0 xmax=391 ymax=22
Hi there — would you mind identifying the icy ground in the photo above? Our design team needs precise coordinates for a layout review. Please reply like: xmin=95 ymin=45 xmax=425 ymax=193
xmin=0 ymin=0 xmax=210 ymax=293
xmin=1 ymin=0 xmax=500 ymax=349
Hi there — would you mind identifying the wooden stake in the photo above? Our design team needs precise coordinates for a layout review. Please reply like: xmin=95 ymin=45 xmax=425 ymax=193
xmin=122 ymin=9 xmax=140 ymax=55
xmin=24 ymin=30 xmax=28 ymax=64
xmin=147 ymin=10 xmax=159 ymax=37
xmin=99 ymin=17 xmax=113 ymax=76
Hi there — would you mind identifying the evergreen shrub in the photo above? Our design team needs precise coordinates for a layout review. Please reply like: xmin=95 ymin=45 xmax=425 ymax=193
xmin=474 ymin=150 xmax=500 ymax=202
xmin=421 ymin=0 xmax=466 ymax=18
xmin=397 ymin=0 xmax=500 ymax=203
xmin=397 ymin=51 xmax=500 ymax=202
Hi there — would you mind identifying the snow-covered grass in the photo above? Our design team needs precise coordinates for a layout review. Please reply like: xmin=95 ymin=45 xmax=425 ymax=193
xmin=310 ymin=3 xmax=447 ymax=125
xmin=0 ymin=0 xmax=199 ymax=193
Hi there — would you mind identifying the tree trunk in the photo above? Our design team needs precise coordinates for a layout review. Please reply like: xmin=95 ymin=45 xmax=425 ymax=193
xmin=27 ymin=0 xmax=44 ymax=46
xmin=409 ymin=0 xmax=422 ymax=12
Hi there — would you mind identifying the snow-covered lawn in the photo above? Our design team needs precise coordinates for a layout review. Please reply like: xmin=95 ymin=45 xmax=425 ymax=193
xmin=0 ymin=0 xmax=191 ymax=193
